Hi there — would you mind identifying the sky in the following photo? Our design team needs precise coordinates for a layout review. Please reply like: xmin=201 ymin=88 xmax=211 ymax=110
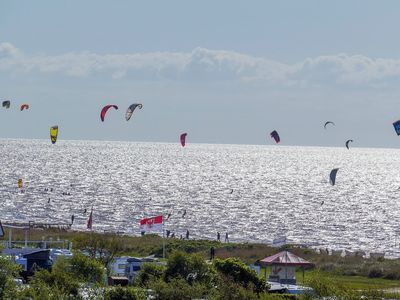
xmin=1 ymin=1 xmax=400 ymax=147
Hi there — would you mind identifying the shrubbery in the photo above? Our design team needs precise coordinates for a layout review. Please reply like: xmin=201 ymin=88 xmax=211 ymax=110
xmin=135 ymin=262 xmax=164 ymax=287
xmin=214 ymin=257 xmax=268 ymax=294
xmin=104 ymin=286 xmax=146 ymax=300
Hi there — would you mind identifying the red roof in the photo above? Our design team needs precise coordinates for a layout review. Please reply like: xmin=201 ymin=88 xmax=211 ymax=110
xmin=260 ymin=251 xmax=313 ymax=266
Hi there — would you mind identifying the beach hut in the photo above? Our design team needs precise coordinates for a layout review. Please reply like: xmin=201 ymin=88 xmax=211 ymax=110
xmin=260 ymin=250 xmax=313 ymax=285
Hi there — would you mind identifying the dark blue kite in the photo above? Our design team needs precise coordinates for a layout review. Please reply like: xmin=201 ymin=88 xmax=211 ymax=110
xmin=270 ymin=130 xmax=280 ymax=144
xmin=329 ymin=168 xmax=339 ymax=186
xmin=393 ymin=120 xmax=400 ymax=136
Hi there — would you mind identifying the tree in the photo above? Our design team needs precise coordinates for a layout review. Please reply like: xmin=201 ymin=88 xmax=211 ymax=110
xmin=164 ymin=251 xmax=215 ymax=286
xmin=68 ymin=252 xmax=105 ymax=284
xmin=0 ymin=256 xmax=20 ymax=299
xmin=135 ymin=262 xmax=164 ymax=287
xmin=214 ymin=258 xmax=268 ymax=294
xmin=19 ymin=254 xmax=105 ymax=299
xmin=73 ymin=233 xmax=124 ymax=268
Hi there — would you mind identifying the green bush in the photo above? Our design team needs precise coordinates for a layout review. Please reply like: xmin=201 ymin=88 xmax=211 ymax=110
xmin=135 ymin=262 xmax=165 ymax=287
xmin=68 ymin=252 xmax=105 ymax=283
xmin=17 ymin=253 xmax=105 ymax=299
xmin=214 ymin=258 xmax=268 ymax=294
xmin=104 ymin=286 xmax=146 ymax=300
xmin=150 ymin=278 xmax=208 ymax=300
xmin=164 ymin=251 xmax=215 ymax=286
xmin=213 ymin=274 xmax=258 ymax=300
xmin=259 ymin=294 xmax=297 ymax=300
xmin=0 ymin=256 xmax=21 ymax=299
xmin=26 ymin=267 xmax=80 ymax=298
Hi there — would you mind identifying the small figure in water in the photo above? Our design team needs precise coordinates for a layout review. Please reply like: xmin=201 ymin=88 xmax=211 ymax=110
xmin=166 ymin=213 xmax=172 ymax=221
xmin=182 ymin=210 xmax=186 ymax=218
xmin=217 ymin=232 xmax=220 ymax=242
xmin=225 ymin=232 xmax=229 ymax=243
xmin=186 ymin=230 xmax=190 ymax=240
xmin=229 ymin=189 xmax=233 ymax=194
xmin=71 ymin=214 xmax=75 ymax=225
xmin=48 ymin=198 xmax=51 ymax=203
xmin=83 ymin=209 xmax=87 ymax=214
xmin=321 ymin=201 xmax=324 ymax=206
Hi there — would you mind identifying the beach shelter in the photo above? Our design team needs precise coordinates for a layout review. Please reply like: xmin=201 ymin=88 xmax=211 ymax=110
xmin=260 ymin=250 xmax=313 ymax=284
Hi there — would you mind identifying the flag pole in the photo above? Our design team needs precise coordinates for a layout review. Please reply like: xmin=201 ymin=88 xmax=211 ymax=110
xmin=162 ymin=217 xmax=165 ymax=259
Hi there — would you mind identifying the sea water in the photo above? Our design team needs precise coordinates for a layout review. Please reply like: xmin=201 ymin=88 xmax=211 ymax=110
xmin=1 ymin=139 xmax=400 ymax=256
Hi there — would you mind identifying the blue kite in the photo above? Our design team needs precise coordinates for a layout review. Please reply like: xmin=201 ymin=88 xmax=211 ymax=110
xmin=393 ymin=120 xmax=400 ymax=136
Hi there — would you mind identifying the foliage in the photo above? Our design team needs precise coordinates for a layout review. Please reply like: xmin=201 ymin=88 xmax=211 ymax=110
xmin=150 ymin=278 xmax=208 ymax=300
xmin=68 ymin=252 xmax=105 ymax=284
xmin=18 ymin=276 xmax=75 ymax=300
xmin=73 ymin=233 xmax=124 ymax=267
xmin=24 ymin=267 xmax=81 ymax=299
xmin=212 ymin=274 xmax=258 ymax=300
xmin=104 ymin=286 xmax=146 ymax=300
xmin=18 ymin=254 xmax=105 ymax=299
xmin=259 ymin=294 xmax=297 ymax=300
xmin=135 ymin=262 xmax=165 ymax=287
xmin=0 ymin=256 xmax=21 ymax=299
xmin=302 ymin=271 xmax=359 ymax=300
xmin=214 ymin=258 xmax=268 ymax=294
xmin=164 ymin=251 xmax=215 ymax=286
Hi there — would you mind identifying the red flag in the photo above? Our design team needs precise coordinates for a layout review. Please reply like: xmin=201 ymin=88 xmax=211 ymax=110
xmin=140 ymin=215 xmax=163 ymax=233
xmin=87 ymin=208 xmax=93 ymax=230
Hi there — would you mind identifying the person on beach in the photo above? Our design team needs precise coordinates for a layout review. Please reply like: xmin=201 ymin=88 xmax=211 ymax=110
xmin=225 ymin=232 xmax=229 ymax=243
xmin=171 ymin=232 xmax=175 ymax=238
xmin=166 ymin=230 xmax=170 ymax=238
xmin=217 ymin=232 xmax=220 ymax=242
xmin=186 ymin=230 xmax=190 ymax=240
xmin=210 ymin=246 xmax=215 ymax=260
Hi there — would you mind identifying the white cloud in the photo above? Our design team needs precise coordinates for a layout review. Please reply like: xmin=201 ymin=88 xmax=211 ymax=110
xmin=2 ymin=42 xmax=400 ymax=86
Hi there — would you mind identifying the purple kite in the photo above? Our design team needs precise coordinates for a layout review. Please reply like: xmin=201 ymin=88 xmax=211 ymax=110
xmin=270 ymin=130 xmax=280 ymax=144
xmin=100 ymin=105 xmax=118 ymax=122
xmin=180 ymin=133 xmax=187 ymax=147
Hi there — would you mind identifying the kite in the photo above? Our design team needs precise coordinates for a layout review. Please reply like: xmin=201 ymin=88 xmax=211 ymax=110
xmin=125 ymin=103 xmax=143 ymax=121
xmin=180 ymin=133 xmax=187 ymax=147
xmin=393 ymin=120 xmax=400 ymax=136
xmin=20 ymin=104 xmax=29 ymax=111
xmin=50 ymin=125 xmax=58 ymax=144
xmin=2 ymin=101 xmax=10 ymax=109
xmin=100 ymin=105 xmax=118 ymax=122
xmin=345 ymin=139 xmax=353 ymax=150
xmin=270 ymin=130 xmax=280 ymax=144
xmin=324 ymin=121 xmax=335 ymax=129
xmin=329 ymin=168 xmax=339 ymax=186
